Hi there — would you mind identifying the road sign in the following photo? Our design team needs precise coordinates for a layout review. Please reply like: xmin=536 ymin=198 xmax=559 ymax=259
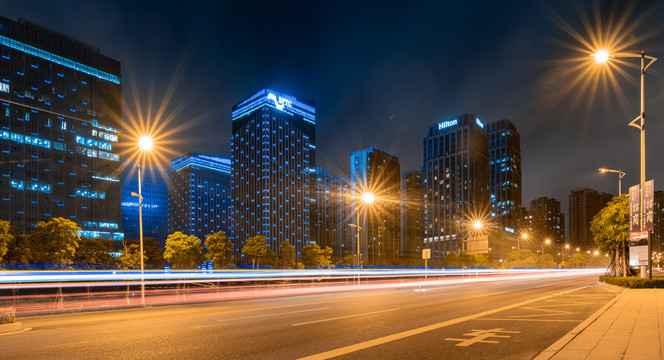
xmin=422 ymin=249 xmax=431 ymax=260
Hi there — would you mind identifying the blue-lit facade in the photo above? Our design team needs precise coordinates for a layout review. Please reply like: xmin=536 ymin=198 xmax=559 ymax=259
xmin=168 ymin=153 xmax=231 ymax=241
xmin=423 ymin=114 xmax=489 ymax=261
xmin=0 ymin=17 xmax=123 ymax=240
xmin=121 ymin=162 xmax=168 ymax=246
xmin=230 ymin=89 xmax=315 ymax=259
xmin=487 ymin=119 xmax=521 ymax=231
xmin=350 ymin=146 xmax=401 ymax=264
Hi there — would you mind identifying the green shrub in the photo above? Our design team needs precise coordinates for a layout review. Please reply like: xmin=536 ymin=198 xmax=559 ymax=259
xmin=0 ymin=307 xmax=15 ymax=324
xmin=600 ymin=276 xmax=664 ymax=288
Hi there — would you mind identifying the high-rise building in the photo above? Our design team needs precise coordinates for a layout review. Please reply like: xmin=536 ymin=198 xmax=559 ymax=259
xmin=168 ymin=153 xmax=231 ymax=241
xmin=653 ymin=191 xmax=664 ymax=254
xmin=487 ymin=119 xmax=521 ymax=230
xmin=528 ymin=196 xmax=565 ymax=246
xmin=568 ymin=188 xmax=613 ymax=250
xmin=230 ymin=89 xmax=315 ymax=259
xmin=311 ymin=167 xmax=334 ymax=251
xmin=350 ymin=146 xmax=401 ymax=264
xmin=423 ymin=114 xmax=489 ymax=261
xmin=121 ymin=162 xmax=168 ymax=246
xmin=401 ymin=171 xmax=423 ymax=259
xmin=330 ymin=175 xmax=351 ymax=258
xmin=0 ymin=17 xmax=123 ymax=240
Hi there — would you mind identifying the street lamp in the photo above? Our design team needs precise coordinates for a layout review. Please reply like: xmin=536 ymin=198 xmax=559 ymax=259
xmin=130 ymin=135 xmax=153 ymax=304
xmin=542 ymin=238 xmax=551 ymax=255
xmin=518 ymin=233 xmax=528 ymax=251
xmin=593 ymin=49 xmax=657 ymax=278
xmin=348 ymin=192 xmax=375 ymax=269
xmin=599 ymin=168 xmax=626 ymax=195
xmin=563 ymin=244 xmax=570 ymax=263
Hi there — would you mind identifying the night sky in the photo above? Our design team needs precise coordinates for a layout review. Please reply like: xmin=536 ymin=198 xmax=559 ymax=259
xmin=4 ymin=0 xmax=664 ymax=227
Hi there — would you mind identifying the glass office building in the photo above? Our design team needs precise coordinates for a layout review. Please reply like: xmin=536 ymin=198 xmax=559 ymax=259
xmin=0 ymin=17 xmax=123 ymax=240
xmin=487 ymin=119 xmax=521 ymax=231
xmin=121 ymin=162 xmax=169 ymax=246
xmin=350 ymin=146 xmax=401 ymax=264
xmin=423 ymin=114 xmax=489 ymax=261
xmin=168 ymin=153 xmax=231 ymax=241
xmin=230 ymin=89 xmax=315 ymax=259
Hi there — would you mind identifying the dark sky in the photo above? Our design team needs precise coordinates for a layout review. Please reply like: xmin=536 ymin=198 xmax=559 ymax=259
xmin=3 ymin=0 xmax=664 ymax=229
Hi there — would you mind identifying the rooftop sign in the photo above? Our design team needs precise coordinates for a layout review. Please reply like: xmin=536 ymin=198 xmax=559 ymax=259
xmin=438 ymin=118 xmax=458 ymax=130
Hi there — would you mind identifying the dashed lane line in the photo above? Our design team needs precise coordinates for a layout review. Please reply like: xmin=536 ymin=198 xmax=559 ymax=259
xmin=298 ymin=284 xmax=592 ymax=360
xmin=291 ymin=308 xmax=400 ymax=327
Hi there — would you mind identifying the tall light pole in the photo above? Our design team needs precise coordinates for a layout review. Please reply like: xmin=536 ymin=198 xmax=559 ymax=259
xmin=593 ymin=50 xmax=657 ymax=278
xmin=563 ymin=243 xmax=570 ymax=263
xmin=130 ymin=135 xmax=153 ymax=304
xmin=542 ymin=238 xmax=551 ymax=255
xmin=348 ymin=192 xmax=375 ymax=269
xmin=519 ymin=233 xmax=528 ymax=251
xmin=599 ymin=168 xmax=626 ymax=195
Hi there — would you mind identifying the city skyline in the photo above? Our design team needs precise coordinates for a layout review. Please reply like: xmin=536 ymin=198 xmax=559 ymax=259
xmin=2 ymin=1 xmax=664 ymax=230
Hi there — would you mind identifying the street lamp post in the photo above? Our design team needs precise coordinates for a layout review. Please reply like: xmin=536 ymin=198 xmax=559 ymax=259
xmin=563 ymin=244 xmax=570 ymax=263
xmin=599 ymin=168 xmax=626 ymax=195
xmin=542 ymin=238 xmax=551 ymax=255
xmin=348 ymin=192 xmax=375 ymax=269
xmin=593 ymin=50 xmax=657 ymax=278
xmin=519 ymin=233 xmax=528 ymax=251
xmin=130 ymin=135 xmax=153 ymax=304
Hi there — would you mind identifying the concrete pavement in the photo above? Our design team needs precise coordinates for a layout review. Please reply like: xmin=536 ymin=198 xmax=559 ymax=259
xmin=536 ymin=285 xmax=664 ymax=359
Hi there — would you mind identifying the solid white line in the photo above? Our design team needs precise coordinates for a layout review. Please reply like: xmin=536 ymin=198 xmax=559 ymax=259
xmin=218 ymin=307 xmax=329 ymax=322
xmin=291 ymin=308 xmax=400 ymax=327
xmin=297 ymin=285 xmax=590 ymax=360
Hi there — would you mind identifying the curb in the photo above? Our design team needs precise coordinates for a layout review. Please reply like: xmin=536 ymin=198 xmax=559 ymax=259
xmin=533 ymin=283 xmax=627 ymax=360
xmin=0 ymin=322 xmax=23 ymax=334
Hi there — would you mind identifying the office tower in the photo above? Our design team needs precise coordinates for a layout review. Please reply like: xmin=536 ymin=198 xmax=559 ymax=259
xmin=121 ymin=162 xmax=168 ymax=246
xmin=487 ymin=119 xmax=521 ymax=230
xmin=350 ymin=146 xmax=401 ymax=264
xmin=330 ymin=175 xmax=351 ymax=258
xmin=423 ymin=114 xmax=489 ymax=260
xmin=311 ymin=167 xmax=333 ymax=251
xmin=168 ymin=153 xmax=231 ymax=241
xmin=568 ymin=188 xmax=613 ymax=250
xmin=528 ymin=196 xmax=565 ymax=246
xmin=230 ymin=89 xmax=315 ymax=259
xmin=0 ymin=17 xmax=123 ymax=239
xmin=653 ymin=191 xmax=664 ymax=254
xmin=401 ymin=171 xmax=423 ymax=259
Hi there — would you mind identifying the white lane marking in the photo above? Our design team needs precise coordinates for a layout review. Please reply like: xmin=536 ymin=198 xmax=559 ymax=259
xmin=291 ymin=308 xmax=400 ymax=327
xmin=218 ymin=307 xmax=329 ymax=322
xmin=476 ymin=291 xmax=510 ymax=297
xmin=0 ymin=328 xmax=32 ymax=336
xmin=419 ymin=291 xmax=458 ymax=297
xmin=297 ymin=285 xmax=590 ymax=360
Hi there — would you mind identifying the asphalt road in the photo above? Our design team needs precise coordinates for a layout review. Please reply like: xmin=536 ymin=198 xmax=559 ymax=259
xmin=0 ymin=271 xmax=616 ymax=360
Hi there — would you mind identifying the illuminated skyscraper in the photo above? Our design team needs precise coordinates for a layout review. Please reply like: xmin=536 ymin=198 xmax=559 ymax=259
xmin=350 ymin=146 xmax=401 ymax=264
xmin=423 ymin=114 xmax=489 ymax=261
xmin=121 ymin=162 xmax=168 ymax=246
xmin=230 ymin=89 xmax=315 ymax=259
xmin=487 ymin=119 xmax=521 ymax=231
xmin=528 ymin=196 xmax=565 ymax=246
xmin=0 ymin=17 xmax=123 ymax=239
xmin=311 ymin=167 xmax=334 ymax=251
xmin=168 ymin=153 xmax=231 ymax=241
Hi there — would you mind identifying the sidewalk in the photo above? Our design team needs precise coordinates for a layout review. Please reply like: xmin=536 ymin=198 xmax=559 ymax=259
xmin=536 ymin=285 xmax=664 ymax=359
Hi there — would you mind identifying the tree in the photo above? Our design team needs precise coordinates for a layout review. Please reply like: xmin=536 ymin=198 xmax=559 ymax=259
xmin=125 ymin=238 xmax=165 ymax=268
xmin=442 ymin=253 xmax=459 ymax=267
xmin=0 ymin=220 xmax=15 ymax=263
xmin=279 ymin=240 xmax=296 ymax=268
xmin=3 ymin=225 xmax=30 ymax=263
xmin=164 ymin=232 xmax=204 ymax=268
xmin=242 ymin=235 xmax=268 ymax=268
xmin=474 ymin=255 xmax=490 ymax=267
xmin=29 ymin=218 xmax=80 ymax=263
xmin=117 ymin=243 xmax=146 ymax=269
xmin=300 ymin=242 xmax=332 ymax=267
xmin=263 ymin=249 xmax=278 ymax=267
xmin=205 ymin=231 xmax=234 ymax=268
xmin=590 ymin=194 xmax=628 ymax=276
xmin=342 ymin=251 xmax=355 ymax=266
xmin=73 ymin=237 xmax=114 ymax=266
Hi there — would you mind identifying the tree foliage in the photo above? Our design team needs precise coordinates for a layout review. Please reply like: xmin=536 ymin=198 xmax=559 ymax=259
xmin=164 ymin=232 xmax=204 ymax=268
xmin=124 ymin=237 xmax=164 ymax=268
xmin=73 ymin=237 xmax=115 ymax=266
xmin=29 ymin=218 xmax=80 ymax=263
xmin=300 ymin=242 xmax=332 ymax=267
xmin=205 ymin=231 xmax=234 ymax=268
xmin=278 ymin=240 xmax=296 ymax=268
xmin=117 ymin=243 xmax=146 ymax=269
xmin=0 ymin=220 xmax=15 ymax=263
xmin=3 ymin=225 xmax=30 ymax=263
xmin=242 ymin=235 xmax=268 ymax=267
xmin=590 ymin=195 xmax=628 ymax=276
xmin=342 ymin=251 xmax=355 ymax=266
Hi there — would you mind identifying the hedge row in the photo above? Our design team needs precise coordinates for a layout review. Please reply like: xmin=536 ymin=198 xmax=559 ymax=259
xmin=600 ymin=276 xmax=664 ymax=288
